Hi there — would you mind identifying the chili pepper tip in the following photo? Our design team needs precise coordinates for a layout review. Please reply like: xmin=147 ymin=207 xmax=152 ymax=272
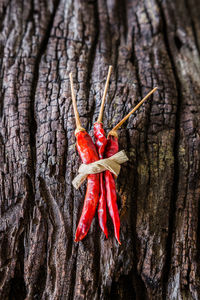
xmin=74 ymin=235 xmax=80 ymax=242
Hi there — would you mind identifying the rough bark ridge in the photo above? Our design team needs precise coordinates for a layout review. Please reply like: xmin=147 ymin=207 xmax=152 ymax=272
xmin=0 ymin=0 xmax=200 ymax=299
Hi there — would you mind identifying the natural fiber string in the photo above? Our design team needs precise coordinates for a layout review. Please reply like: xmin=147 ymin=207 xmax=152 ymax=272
xmin=72 ymin=150 xmax=128 ymax=189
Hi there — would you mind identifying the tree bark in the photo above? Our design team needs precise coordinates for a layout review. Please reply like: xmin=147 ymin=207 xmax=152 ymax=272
xmin=0 ymin=0 xmax=200 ymax=299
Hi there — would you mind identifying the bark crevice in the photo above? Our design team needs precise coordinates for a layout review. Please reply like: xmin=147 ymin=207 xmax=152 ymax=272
xmin=155 ymin=1 xmax=183 ymax=298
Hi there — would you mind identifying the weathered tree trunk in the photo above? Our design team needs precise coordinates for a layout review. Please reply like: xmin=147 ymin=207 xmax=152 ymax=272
xmin=0 ymin=0 xmax=200 ymax=299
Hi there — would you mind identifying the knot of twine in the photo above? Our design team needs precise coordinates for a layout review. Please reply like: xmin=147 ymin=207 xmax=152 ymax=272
xmin=72 ymin=150 xmax=129 ymax=189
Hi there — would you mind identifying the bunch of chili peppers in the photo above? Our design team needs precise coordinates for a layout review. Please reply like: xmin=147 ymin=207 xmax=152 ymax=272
xmin=69 ymin=69 xmax=157 ymax=244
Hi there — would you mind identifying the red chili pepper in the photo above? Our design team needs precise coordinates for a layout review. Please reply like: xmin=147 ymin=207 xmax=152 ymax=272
xmin=94 ymin=122 xmax=108 ymax=238
xmin=70 ymin=66 xmax=157 ymax=244
xmin=104 ymin=134 xmax=121 ymax=244
xmin=93 ymin=65 xmax=112 ymax=238
xmin=69 ymin=72 xmax=100 ymax=242
xmin=104 ymin=87 xmax=158 ymax=244
xmin=74 ymin=130 xmax=100 ymax=242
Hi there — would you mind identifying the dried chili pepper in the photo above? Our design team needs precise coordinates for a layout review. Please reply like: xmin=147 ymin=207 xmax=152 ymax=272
xmin=94 ymin=122 xmax=108 ymax=237
xmin=104 ymin=133 xmax=121 ymax=244
xmin=105 ymin=87 xmax=158 ymax=244
xmin=75 ymin=130 xmax=100 ymax=241
xmin=93 ymin=66 xmax=112 ymax=238
xmin=69 ymin=73 xmax=100 ymax=242
xmin=70 ymin=66 xmax=157 ymax=243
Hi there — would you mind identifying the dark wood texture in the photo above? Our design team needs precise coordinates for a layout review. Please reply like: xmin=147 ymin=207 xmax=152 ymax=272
xmin=0 ymin=0 xmax=200 ymax=299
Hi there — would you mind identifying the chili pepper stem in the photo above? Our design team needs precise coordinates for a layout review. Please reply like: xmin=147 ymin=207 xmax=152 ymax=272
xmin=97 ymin=65 xmax=113 ymax=123
xmin=69 ymin=72 xmax=85 ymax=132
xmin=108 ymin=87 xmax=157 ymax=136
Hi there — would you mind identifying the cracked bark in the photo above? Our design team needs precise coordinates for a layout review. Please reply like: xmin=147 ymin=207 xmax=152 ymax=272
xmin=0 ymin=0 xmax=200 ymax=299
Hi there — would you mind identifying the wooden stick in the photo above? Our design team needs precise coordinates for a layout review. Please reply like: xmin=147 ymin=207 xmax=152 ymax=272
xmin=69 ymin=72 xmax=83 ymax=131
xmin=109 ymin=87 xmax=157 ymax=135
xmin=97 ymin=65 xmax=113 ymax=123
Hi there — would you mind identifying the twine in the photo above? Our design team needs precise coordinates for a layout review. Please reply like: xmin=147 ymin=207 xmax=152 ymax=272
xmin=72 ymin=150 xmax=129 ymax=189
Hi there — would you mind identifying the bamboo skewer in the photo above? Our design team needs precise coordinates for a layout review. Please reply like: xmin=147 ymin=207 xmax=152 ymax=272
xmin=108 ymin=87 xmax=158 ymax=136
xmin=97 ymin=65 xmax=113 ymax=123
xmin=69 ymin=72 xmax=85 ymax=133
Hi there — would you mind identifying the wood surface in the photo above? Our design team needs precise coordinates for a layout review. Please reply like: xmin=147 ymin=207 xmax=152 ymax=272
xmin=0 ymin=0 xmax=200 ymax=299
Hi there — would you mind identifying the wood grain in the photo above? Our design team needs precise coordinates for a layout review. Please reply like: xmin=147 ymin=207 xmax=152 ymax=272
xmin=0 ymin=0 xmax=200 ymax=299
